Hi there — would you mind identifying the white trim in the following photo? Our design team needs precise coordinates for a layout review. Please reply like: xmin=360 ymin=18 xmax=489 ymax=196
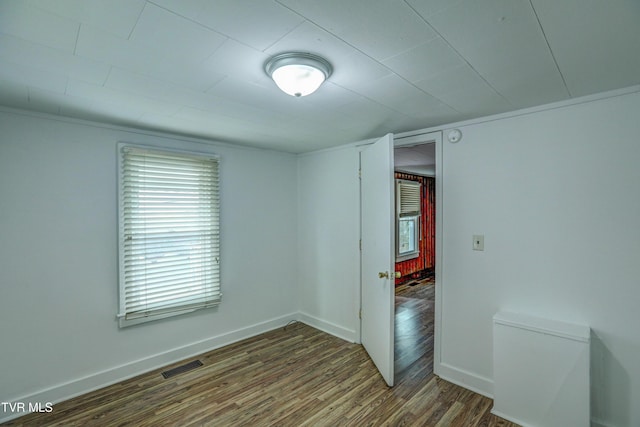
xmin=297 ymin=137 xmax=377 ymax=158
xmin=433 ymin=132 xmax=444 ymax=377
xmin=437 ymin=362 xmax=494 ymax=398
xmin=590 ymin=418 xmax=617 ymax=427
xmin=0 ymin=105 xmax=295 ymax=156
xmin=394 ymin=132 xmax=440 ymax=145
xmin=492 ymin=410 xmax=603 ymax=427
xmin=297 ymin=312 xmax=357 ymax=343
xmin=351 ymin=146 xmax=364 ymax=345
xmin=490 ymin=409 xmax=533 ymax=427
xmin=493 ymin=311 xmax=590 ymax=343
xmin=394 ymin=84 xmax=640 ymax=138
xmin=395 ymin=215 xmax=420 ymax=261
xmin=0 ymin=314 xmax=298 ymax=424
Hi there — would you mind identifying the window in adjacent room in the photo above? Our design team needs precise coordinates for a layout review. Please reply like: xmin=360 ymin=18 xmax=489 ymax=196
xmin=117 ymin=144 xmax=221 ymax=327
xmin=396 ymin=179 xmax=420 ymax=261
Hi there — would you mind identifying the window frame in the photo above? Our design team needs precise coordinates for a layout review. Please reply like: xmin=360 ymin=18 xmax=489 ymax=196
xmin=396 ymin=215 xmax=420 ymax=261
xmin=395 ymin=179 xmax=421 ymax=261
xmin=117 ymin=142 xmax=221 ymax=327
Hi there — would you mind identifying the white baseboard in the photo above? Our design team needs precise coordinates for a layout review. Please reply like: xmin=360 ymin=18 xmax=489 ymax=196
xmin=490 ymin=409 xmax=532 ymax=427
xmin=590 ymin=418 xmax=618 ymax=427
xmin=491 ymin=409 xmax=605 ymax=427
xmin=296 ymin=312 xmax=357 ymax=343
xmin=0 ymin=313 xmax=298 ymax=423
xmin=435 ymin=362 xmax=494 ymax=398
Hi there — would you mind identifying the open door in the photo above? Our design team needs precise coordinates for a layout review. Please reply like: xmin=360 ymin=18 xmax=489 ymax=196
xmin=360 ymin=133 xmax=395 ymax=386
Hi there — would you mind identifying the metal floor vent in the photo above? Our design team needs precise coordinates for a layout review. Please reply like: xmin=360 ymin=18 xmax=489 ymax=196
xmin=161 ymin=360 xmax=203 ymax=379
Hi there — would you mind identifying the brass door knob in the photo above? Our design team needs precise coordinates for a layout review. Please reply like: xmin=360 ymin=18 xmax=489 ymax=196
xmin=394 ymin=272 xmax=401 ymax=278
xmin=378 ymin=271 xmax=389 ymax=279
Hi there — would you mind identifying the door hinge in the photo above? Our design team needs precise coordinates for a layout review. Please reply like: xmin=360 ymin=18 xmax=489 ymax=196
xmin=359 ymin=239 xmax=362 ymax=251
xmin=359 ymin=309 xmax=362 ymax=319
xmin=358 ymin=168 xmax=361 ymax=179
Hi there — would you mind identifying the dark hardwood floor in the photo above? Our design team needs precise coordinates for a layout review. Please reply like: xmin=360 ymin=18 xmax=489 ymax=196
xmin=395 ymin=276 xmax=435 ymax=381
xmin=5 ymin=282 xmax=518 ymax=426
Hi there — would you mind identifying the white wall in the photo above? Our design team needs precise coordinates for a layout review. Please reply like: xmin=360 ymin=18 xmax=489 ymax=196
xmin=0 ymin=109 xmax=298 ymax=418
xmin=296 ymin=145 xmax=361 ymax=341
xmin=438 ymin=90 xmax=640 ymax=427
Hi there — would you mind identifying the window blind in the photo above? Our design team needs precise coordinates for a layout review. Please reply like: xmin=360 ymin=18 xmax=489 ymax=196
xmin=396 ymin=179 xmax=421 ymax=217
xmin=118 ymin=146 xmax=221 ymax=326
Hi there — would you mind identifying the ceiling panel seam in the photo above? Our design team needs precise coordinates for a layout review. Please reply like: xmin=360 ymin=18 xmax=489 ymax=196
xmin=403 ymin=0 xmax=513 ymax=108
xmin=145 ymin=0 xmax=229 ymax=42
xmin=72 ymin=23 xmax=81 ymax=55
xmin=260 ymin=20 xmax=307 ymax=53
xmin=527 ymin=0 xmax=571 ymax=97
xmin=127 ymin=1 xmax=147 ymax=40
xmin=274 ymin=0 xmax=458 ymax=112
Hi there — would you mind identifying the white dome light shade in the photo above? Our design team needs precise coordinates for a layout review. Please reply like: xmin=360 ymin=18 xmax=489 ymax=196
xmin=271 ymin=64 xmax=326 ymax=97
xmin=265 ymin=53 xmax=332 ymax=97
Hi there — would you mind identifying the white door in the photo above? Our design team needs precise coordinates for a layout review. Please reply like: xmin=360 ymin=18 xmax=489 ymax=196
xmin=360 ymin=133 xmax=395 ymax=386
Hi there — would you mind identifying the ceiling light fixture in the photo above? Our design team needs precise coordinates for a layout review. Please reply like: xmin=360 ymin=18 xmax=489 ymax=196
xmin=264 ymin=52 xmax=332 ymax=97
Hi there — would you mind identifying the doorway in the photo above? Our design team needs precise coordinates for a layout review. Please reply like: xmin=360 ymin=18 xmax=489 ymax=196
xmin=392 ymin=135 xmax=440 ymax=384
xmin=358 ymin=131 xmax=442 ymax=387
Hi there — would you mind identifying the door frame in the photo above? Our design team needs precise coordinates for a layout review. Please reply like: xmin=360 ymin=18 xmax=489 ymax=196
xmin=392 ymin=130 xmax=443 ymax=375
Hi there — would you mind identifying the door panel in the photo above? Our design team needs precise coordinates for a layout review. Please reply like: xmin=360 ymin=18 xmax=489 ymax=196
xmin=360 ymin=133 xmax=395 ymax=386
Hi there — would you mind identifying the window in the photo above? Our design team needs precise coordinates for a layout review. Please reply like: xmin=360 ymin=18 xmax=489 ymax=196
xmin=396 ymin=179 xmax=421 ymax=261
xmin=118 ymin=144 xmax=221 ymax=327
xmin=398 ymin=216 xmax=419 ymax=255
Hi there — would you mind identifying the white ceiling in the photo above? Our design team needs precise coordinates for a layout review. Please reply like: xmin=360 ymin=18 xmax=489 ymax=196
xmin=1 ymin=0 xmax=638 ymax=153
xmin=395 ymin=143 xmax=435 ymax=176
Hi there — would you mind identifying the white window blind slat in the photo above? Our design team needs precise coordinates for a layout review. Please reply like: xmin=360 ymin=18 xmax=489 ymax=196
xmin=396 ymin=179 xmax=421 ymax=217
xmin=124 ymin=266 xmax=219 ymax=283
xmin=118 ymin=145 xmax=221 ymax=327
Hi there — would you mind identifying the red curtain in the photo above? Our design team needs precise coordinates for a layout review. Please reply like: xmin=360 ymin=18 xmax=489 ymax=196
xmin=394 ymin=173 xmax=435 ymax=284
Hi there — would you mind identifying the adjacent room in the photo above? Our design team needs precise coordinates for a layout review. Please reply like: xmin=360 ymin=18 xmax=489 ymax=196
xmin=1 ymin=1 xmax=639 ymax=426
xmin=393 ymin=142 xmax=437 ymax=381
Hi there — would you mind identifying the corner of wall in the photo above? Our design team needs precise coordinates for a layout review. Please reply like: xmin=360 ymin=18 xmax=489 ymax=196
xmin=297 ymin=312 xmax=357 ymax=343
xmin=435 ymin=362 xmax=494 ymax=399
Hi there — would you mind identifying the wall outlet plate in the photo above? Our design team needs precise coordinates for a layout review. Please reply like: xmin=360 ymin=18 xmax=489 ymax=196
xmin=473 ymin=235 xmax=484 ymax=251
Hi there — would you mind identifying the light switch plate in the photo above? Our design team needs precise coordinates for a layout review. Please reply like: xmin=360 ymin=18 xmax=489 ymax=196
xmin=473 ymin=235 xmax=484 ymax=251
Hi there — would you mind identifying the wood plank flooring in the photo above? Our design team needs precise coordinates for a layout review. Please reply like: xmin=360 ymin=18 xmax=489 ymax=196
xmin=395 ymin=277 xmax=435 ymax=379
xmin=5 ymin=284 xmax=518 ymax=426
